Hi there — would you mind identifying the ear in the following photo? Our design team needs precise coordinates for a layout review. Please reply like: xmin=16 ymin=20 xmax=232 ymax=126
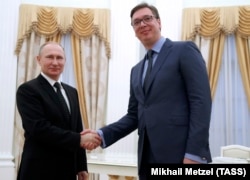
xmin=157 ymin=18 xmax=161 ymax=25
xmin=157 ymin=19 xmax=162 ymax=31
xmin=36 ymin=55 xmax=41 ymax=65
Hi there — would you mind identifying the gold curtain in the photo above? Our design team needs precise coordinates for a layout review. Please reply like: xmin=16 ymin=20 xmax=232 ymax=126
xmin=236 ymin=7 xmax=250 ymax=108
xmin=15 ymin=4 xmax=110 ymax=58
xmin=182 ymin=6 xmax=250 ymax=107
xmin=15 ymin=4 xmax=111 ymax=128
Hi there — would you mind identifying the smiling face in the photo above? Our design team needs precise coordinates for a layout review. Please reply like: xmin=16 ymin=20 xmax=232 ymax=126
xmin=131 ymin=7 xmax=161 ymax=49
xmin=36 ymin=42 xmax=66 ymax=81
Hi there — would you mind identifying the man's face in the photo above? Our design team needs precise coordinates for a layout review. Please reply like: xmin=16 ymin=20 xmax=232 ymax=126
xmin=37 ymin=43 xmax=66 ymax=81
xmin=131 ymin=7 xmax=161 ymax=47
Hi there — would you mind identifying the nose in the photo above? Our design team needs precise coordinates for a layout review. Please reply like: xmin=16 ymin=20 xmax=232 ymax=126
xmin=139 ymin=20 xmax=146 ymax=26
xmin=51 ymin=58 xmax=59 ymax=64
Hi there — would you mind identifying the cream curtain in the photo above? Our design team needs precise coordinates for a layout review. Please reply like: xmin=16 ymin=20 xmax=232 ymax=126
xmin=15 ymin=4 xmax=111 ymax=58
xmin=182 ymin=6 xmax=250 ymax=107
xmin=14 ymin=4 xmax=110 ymax=178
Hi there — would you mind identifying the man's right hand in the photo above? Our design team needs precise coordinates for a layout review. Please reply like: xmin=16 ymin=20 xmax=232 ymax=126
xmin=80 ymin=129 xmax=101 ymax=150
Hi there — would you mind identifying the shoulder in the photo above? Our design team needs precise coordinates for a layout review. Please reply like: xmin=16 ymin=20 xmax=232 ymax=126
xmin=168 ymin=40 xmax=200 ymax=55
xmin=17 ymin=77 xmax=38 ymax=90
xmin=166 ymin=38 xmax=197 ymax=48
xmin=16 ymin=78 xmax=41 ymax=99
xmin=17 ymin=75 xmax=52 ymax=94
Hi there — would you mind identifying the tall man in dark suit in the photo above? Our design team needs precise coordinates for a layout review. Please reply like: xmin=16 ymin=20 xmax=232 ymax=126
xmin=16 ymin=42 xmax=101 ymax=180
xmin=85 ymin=2 xmax=212 ymax=180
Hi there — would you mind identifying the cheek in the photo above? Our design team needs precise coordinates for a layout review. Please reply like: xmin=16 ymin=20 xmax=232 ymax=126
xmin=43 ymin=62 xmax=51 ymax=68
xmin=59 ymin=61 xmax=66 ymax=67
xmin=135 ymin=30 xmax=142 ymax=38
xmin=41 ymin=62 xmax=53 ymax=70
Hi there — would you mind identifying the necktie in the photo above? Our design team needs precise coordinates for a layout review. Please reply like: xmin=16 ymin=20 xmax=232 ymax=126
xmin=54 ymin=82 xmax=71 ymax=122
xmin=143 ymin=49 xmax=154 ymax=93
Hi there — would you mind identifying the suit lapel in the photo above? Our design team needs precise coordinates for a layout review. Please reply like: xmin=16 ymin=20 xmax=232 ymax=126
xmin=37 ymin=75 xmax=71 ymax=127
xmin=61 ymin=83 xmax=77 ymax=129
xmin=136 ymin=58 xmax=146 ymax=98
xmin=145 ymin=39 xmax=173 ymax=94
xmin=37 ymin=75 xmax=59 ymax=104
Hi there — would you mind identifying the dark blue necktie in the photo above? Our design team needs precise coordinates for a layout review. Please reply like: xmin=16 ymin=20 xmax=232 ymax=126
xmin=54 ymin=82 xmax=71 ymax=122
xmin=143 ymin=50 xmax=154 ymax=93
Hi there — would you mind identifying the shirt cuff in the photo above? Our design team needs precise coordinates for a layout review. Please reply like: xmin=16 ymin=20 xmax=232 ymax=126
xmin=96 ymin=129 xmax=106 ymax=148
xmin=185 ymin=153 xmax=207 ymax=164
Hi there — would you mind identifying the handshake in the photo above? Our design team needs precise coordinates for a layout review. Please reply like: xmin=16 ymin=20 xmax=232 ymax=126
xmin=80 ymin=129 xmax=102 ymax=150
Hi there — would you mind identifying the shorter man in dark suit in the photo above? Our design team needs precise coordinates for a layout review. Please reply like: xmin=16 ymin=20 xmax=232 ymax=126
xmin=16 ymin=41 xmax=101 ymax=180
xmin=84 ymin=2 xmax=212 ymax=180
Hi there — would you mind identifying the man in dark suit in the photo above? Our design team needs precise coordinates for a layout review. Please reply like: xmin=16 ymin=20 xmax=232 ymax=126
xmin=85 ymin=2 xmax=212 ymax=180
xmin=16 ymin=42 xmax=101 ymax=180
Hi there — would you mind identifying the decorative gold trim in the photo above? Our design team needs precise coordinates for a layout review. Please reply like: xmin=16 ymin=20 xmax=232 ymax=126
xmin=182 ymin=6 xmax=250 ymax=40
xmin=15 ymin=4 xmax=111 ymax=59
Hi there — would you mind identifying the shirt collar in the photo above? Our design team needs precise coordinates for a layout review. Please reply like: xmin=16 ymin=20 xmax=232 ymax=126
xmin=41 ymin=72 xmax=61 ymax=87
xmin=150 ymin=36 xmax=165 ymax=54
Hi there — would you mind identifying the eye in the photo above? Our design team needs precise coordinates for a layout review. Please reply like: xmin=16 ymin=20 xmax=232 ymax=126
xmin=46 ymin=55 xmax=54 ymax=59
xmin=144 ymin=16 xmax=151 ymax=22
xmin=133 ymin=20 xmax=140 ymax=26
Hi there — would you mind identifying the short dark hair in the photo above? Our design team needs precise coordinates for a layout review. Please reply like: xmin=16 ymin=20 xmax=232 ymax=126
xmin=130 ymin=2 xmax=160 ymax=19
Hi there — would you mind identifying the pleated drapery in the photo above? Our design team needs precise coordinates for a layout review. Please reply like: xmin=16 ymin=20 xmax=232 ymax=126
xmin=15 ymin=4 xmax=111 ymax=59
xmin=182 ymin=6 xmax=250 ymax=107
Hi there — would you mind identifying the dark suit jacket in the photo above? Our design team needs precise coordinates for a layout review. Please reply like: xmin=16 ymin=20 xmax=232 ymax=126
xmin=16 ymin=74 xmax=87 ymax=180
xmin=100 ymin=38 xmax=212 ymax=174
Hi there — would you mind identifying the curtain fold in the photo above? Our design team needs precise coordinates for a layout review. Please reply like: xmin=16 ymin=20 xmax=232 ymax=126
xmin=181 ymin=6 xmax=242 ymax=40
xmin=207 ymin=34 xmax=225 ymax=98
xmin=236 ymin=34 xmax=250 ymax=107
xmin=235 ymin=7 xmax=250 ymax=107
xmin=71 ymin=34 xmax=89 ymax=128
xmin=182 ymin=5 xmax=250 ymax=106
xmin=15 ymin=4 xmax=111 ymax=59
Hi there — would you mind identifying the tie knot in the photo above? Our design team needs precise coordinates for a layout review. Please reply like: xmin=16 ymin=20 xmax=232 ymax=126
xmin=54 ymin=82 xmax=61 ymax=90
